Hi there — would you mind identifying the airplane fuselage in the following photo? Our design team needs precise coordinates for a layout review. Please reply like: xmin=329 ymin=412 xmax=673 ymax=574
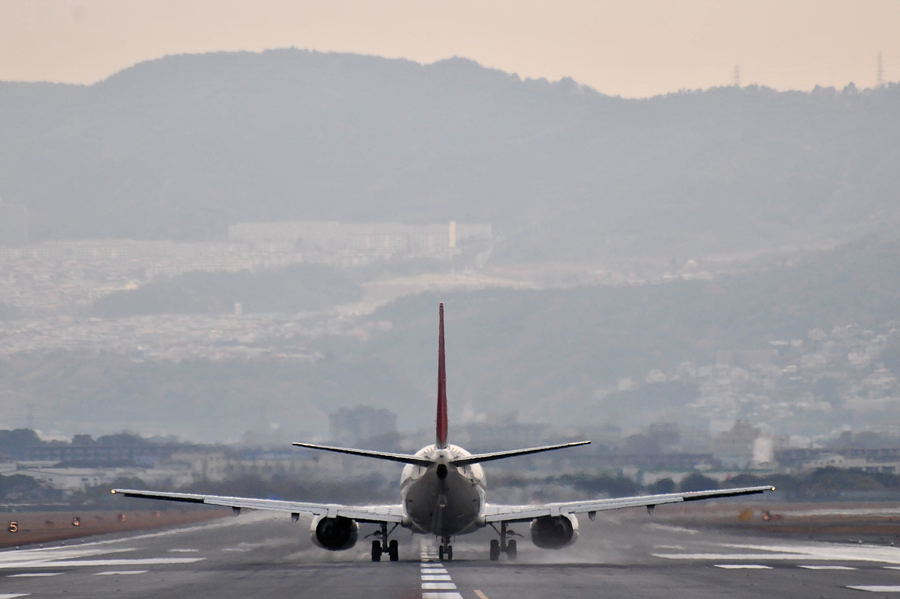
xmin=400 ymin=444 xmax=486 ymax=537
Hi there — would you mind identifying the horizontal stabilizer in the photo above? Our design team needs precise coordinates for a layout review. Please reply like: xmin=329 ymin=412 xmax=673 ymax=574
xmin=452 ymin=440 xmax=591 ymax=466
xmin=292 ymin=442 xmax=433 ymax=467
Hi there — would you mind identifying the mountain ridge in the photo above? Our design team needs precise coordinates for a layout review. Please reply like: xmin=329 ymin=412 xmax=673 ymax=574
xmin=2 ymin=48 xmax=898 ymax=263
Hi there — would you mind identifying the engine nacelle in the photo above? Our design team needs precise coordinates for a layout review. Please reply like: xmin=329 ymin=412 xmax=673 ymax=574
xmin=310 ymin=516 xmax=359 ymax=551
xmin=530 ymin=514 xmax=579 ymax=549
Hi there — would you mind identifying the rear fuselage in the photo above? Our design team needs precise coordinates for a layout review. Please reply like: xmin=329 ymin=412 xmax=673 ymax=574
xmin=400 ymin=444 xmax=485 ymax=536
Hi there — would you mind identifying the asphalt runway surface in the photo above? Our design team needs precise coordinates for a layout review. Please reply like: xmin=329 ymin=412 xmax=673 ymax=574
xmin=3 ymin=509 xmax=900 ymax=598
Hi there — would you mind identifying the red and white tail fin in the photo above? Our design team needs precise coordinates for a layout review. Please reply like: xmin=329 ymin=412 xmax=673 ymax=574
xmin=436 ymin=303 xmax=448 ymax=448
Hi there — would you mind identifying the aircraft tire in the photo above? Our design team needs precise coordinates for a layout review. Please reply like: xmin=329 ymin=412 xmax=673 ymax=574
xmin=439 ymin=545 xmax=444 ymax=561
xmin=490 ymin=539 xmax=500 ymax=561
xmin=371 ymin=540 xmax=382 ymax=562
xmin=447 ymin=545 xmax=453 ymax=561
xmin=389 ymin=540 xmax=399 ymax=561
xmin=506 ymin=539 xmax=517 ymax=560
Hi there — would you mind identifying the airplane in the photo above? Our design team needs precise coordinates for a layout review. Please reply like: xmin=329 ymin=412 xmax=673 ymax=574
xmin=113 ymin=303 xmax=775 ymax=562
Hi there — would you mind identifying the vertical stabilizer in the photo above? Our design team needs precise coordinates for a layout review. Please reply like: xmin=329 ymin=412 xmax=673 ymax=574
xmin=436 ymin=303 xmax=448 ymax=448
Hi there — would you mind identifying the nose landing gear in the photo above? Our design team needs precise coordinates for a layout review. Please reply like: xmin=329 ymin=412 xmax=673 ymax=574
xmin=438 ymin=537 xmax=453 ymax=561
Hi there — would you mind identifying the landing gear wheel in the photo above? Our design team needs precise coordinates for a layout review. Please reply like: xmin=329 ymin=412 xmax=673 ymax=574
xmin=489 ymin=539 xmax=500 ymax=561
xmin=388 ymin=539 xmax=399 ymax=562
xmin=438 ymin=545 xmax=444 ymax=561
xmin=506 ymin=539 xmax=517 ymax=560
xmin=446 ymin=545 xmax=453 ymax=561
xmin=371 ymin=540 xmax=382 ymax=562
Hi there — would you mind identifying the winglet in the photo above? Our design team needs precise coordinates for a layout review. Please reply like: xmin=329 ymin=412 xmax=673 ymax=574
xmin=436 ymin=303 xmax=448 ymax=448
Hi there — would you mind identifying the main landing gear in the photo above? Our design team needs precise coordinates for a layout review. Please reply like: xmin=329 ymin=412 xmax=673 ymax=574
xmin=438 ymin=536 xmax=453 ymax=561
xmin=370 ymin=523 xmax=399 ymax=562
xmin=488 ymin=522 xmax=518 ymax=561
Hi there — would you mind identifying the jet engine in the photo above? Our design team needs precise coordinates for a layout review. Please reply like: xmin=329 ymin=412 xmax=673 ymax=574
xmin=529 ymin=514 xmax=579 ymax=549
xmin=310 ymin=516 xmax=359 ymax=551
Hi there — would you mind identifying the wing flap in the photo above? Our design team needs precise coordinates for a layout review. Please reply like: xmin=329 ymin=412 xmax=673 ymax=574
xmin=483 ymin=485 xmax=775 ymax=523
xmin=112 ymin=489 xmax=406 ymax=523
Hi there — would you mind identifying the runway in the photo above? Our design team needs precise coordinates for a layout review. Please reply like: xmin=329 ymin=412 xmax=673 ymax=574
xmin=3 ymin=509 xmax=900 ymax=598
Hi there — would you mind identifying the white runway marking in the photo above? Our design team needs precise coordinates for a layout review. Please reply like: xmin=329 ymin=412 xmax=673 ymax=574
xmin=168 ymin=548 xmax=200 ymax=553
xmin=419 ymin=542 xmax=462 ymax=599
xmin=644 ymin=523 xmax=699 ymax=535
xmin=7 ymin=572 xmax=62 ymax=577
xmin=656 ymin=540 xmax=900 ymax=566
xmin=422 ymin=582 xmax=457 ymax=589
xmin=846 ymin=586 xmax=900 ymax=593
xmin=1 ymin=557 xmax=204 ymax=569
xmin=94 ymin=570 xmax=148 ymax=576
xmin=714 ymin=564 xmax=772 ymax=569
xmin=720 ymin=542 xmax=900 ymax=565
xmin=0 ymin=513 xmax=268 ymax=558
xmin=0 ymin=547 xmax=135 ymax=566
xmin=798 ymin=565 xmax=857 ymax=570
xmin=0 ymin=594 xmax=30 ymax=598
xmin=655 ymin=552 xmax=832 ymax=561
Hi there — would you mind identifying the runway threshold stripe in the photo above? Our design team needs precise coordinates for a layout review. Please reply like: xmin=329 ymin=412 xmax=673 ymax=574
xmin=420 ymin=544 xmax=462 ymax=599
xmin=422 ymin=582 xmax=457 ymax=590
xmin=846 ymin=586 xmax=900 ymax=592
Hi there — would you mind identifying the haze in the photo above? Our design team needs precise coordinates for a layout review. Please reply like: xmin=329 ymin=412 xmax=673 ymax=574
xmin=2 ymin=0 xmax=898 ymax=97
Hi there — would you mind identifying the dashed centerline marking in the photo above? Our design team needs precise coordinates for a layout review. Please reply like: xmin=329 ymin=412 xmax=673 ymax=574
xmin=7 ymin=573 xmax=62 ymax=578
xmin=474 ymin=591 xmax=491 ymax=599
xmin=798 ymin=565 xmax=857 ymax=570
xmin=94 ymin=570 xmax=149 ymax=576
xmin=0 ymin=594 xmax=30 ymax=599
xmin=847 ymin=586 xmax=900 ymax=593
xmin=714 ymin=564 xmax=772 ymax=569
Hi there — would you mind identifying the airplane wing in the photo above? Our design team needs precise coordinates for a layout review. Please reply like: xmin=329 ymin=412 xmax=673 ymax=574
xmin=482 ymin=485 xmax=775 ymax=523
xmin=111 ymin=489 xmax=406 ymax=524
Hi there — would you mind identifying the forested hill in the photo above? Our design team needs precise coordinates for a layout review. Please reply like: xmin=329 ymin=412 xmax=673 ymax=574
xmin=2 ymin=49 xmax=899 ymax=261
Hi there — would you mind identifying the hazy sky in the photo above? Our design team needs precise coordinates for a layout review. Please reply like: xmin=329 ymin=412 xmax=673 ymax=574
xmin=2 ymin=0 xmax=898 ymax=97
